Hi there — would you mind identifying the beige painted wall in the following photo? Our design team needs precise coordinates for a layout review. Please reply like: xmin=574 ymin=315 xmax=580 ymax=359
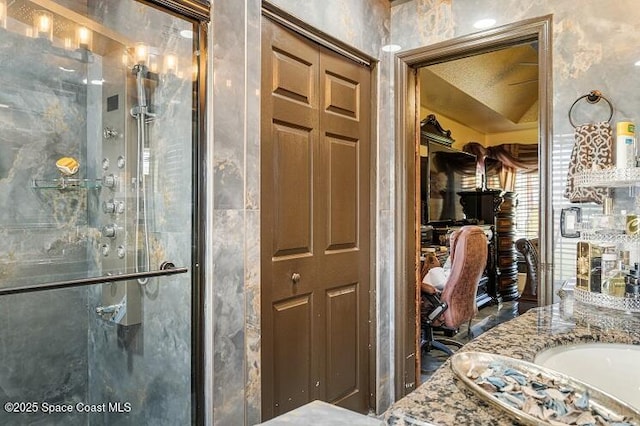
xmin=421 ymin=106 xmax=538 ymax=149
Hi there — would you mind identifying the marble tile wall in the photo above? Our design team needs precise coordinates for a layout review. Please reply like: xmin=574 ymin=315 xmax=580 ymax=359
xmin=390 ymin=0 xmax=640 ymax=299
xmin=0 ymin=1 xmax=195 ymax=425
xmin=87 ymin=2 xmax=195 ymax=425
xmin=208 ymin=0 xmax=393 ymax=424
xmin=0 ymin=25 xmax=90 ymax=426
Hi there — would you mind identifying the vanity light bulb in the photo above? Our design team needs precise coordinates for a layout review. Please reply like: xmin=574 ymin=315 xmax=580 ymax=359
xmin=164 ymin=53 xmax=177 ymax=74
xmin=0 ymin=0 xmax=7 ymax=30
xmin=76 ymin=26 xmax=92 ymax=50
xmin=149 ymin=54 xmax=158 ymax=73
xmin=33 ymin=10 xmax=53 ymax=41
xmin=135 ymin=42 xmax=149 ymax=65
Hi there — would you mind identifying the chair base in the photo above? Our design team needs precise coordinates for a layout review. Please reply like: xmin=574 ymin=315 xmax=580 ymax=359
xmin=421 ymin=336 xmax=464 ymax=357
xmin=432 ymin=324 xmax=458 ymax=337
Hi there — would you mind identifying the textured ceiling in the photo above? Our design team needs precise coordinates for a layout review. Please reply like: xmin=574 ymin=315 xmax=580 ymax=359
xmin=419 ymin=43 xmax=539 ymax=134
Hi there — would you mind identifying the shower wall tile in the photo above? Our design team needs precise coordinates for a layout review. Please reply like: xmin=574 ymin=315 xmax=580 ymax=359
xmin=87 ymin=277 xmax=192 ymax=426
xmin=0 ymin=290 xmax=88 ymax=426
xmin=84 ymin=3 xmax=195 ymax=426
xmin=0 ymin=29 xmax=90 ymax=426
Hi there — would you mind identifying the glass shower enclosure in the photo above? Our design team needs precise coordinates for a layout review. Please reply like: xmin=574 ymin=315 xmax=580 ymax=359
xmin=0 ymin=0 xmax=205 ymax=424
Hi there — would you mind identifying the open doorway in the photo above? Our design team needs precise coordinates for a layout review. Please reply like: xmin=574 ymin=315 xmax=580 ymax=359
xmin=393 ymin=15 xmax=552 ymax=393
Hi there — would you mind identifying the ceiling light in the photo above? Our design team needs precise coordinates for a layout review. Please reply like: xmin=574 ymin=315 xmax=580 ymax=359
xmin=473 ymin=18 xmax=496 ymax=29
xmin=634 ymin=60 xmax=640 ymax=66
xmin=382 ymin=44 xmax=402 ymax=53
xmin=179 ymin=29 xmax=193 ymax=39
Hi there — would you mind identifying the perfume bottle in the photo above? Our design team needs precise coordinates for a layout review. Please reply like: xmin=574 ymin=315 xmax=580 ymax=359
xmin=607 ymin=263 xmax=627 ymax=297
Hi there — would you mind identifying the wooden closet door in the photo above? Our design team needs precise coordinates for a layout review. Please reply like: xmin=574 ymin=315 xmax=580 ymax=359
xmin=261 ymin=17 xmax=371 ymax=420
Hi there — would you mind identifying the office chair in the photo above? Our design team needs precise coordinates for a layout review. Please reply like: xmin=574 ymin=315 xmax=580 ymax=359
xmin=420 ymin=225 xmax=488 ymax=356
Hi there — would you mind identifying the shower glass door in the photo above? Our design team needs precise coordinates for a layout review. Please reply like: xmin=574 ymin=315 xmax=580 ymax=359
xmin=0 ymin=0 xmax=204 ymax=424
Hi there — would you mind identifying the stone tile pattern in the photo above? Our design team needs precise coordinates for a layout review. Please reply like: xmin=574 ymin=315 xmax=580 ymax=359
xmin=385 ymin=300 xmax=640 ymax=425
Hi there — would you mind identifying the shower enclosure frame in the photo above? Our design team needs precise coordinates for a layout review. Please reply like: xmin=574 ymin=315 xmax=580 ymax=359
xmin=0 ymin=0 xmax=210 ymax=424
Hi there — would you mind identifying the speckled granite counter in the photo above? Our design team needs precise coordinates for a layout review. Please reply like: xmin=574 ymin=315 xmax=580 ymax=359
xmin=384 ymin=297 xmax=640 ymax=425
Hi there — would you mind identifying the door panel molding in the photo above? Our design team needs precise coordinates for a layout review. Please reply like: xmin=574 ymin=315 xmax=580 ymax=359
xmin=261 ymin=15 xmax=374 ymax=420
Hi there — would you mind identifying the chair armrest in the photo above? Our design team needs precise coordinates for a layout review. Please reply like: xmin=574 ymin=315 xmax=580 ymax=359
xmin=421 ymin=282 xmax=438 ymax=295
xmin=422 ymin=291 xmax=448 ymax=323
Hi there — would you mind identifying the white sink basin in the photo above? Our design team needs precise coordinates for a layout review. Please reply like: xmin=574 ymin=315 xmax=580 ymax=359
xmin=535 ymin=343 xmax=640 ymax=409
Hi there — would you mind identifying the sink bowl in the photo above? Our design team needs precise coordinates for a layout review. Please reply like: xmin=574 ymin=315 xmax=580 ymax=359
xmin=535 ymin=343 xmax=640 ymax=409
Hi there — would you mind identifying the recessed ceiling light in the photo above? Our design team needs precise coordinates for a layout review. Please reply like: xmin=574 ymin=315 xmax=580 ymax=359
xmin=473 ymin=18 xmax=496 ymax=29
xmin=382 ymin=44 xmax=402 ymax=53
xmin=179 ymin=29 xmax=194 ymax=39
xmin=634 ymin=60 xmax=640 ymax=66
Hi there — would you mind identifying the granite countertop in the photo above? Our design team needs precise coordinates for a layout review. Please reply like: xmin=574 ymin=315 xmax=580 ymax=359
xmin=384 ymin=296 xmax=640 ymax=425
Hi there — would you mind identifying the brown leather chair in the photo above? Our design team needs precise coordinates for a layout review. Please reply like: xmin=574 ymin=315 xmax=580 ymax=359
xmin=420 ymin=225 xmax=488 ymax=356
xmin=515 ymin=238 xmax=539 ymax=313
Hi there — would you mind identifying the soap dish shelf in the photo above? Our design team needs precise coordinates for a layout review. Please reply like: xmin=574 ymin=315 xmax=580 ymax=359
xmin=574 ymin=168 xmax=640 ymax=188
xmin=574 ymin=287 xmax=640 ymax=313
xmin=31 ymin=178 xmax=102 ymax=190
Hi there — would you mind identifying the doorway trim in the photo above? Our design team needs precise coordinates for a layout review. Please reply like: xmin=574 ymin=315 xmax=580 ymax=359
xmin=393 ymin=15 xmax=553 ymax=393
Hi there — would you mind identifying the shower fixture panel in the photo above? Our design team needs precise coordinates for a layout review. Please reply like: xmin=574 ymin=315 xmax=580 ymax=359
xmin=95 ymin=49 xmax=154 ymax=326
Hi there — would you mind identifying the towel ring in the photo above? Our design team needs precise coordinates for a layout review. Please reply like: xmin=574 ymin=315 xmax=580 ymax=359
xmin=568 ymin=90 xmax=613 ymax=128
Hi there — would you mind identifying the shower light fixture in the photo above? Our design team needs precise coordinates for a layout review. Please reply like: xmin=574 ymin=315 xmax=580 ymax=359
xmin=164 ymin=53 xmax=177 ymax=74
xmin=0 ymin=0 xmax=7 ymax=30
xmin=135 ymin=42 xmax=149 ymax=65
xmin=76 ymin=26 xmax=92 ymax=50
xmin=33 ymin=10 xmax=53 ymax=41
xmin=149 ymin=53 xmax=159 ymax=73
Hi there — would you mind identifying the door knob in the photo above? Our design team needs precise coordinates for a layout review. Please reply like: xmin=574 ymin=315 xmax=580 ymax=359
xmin=291 ymin=273 xmax=301 ymax=284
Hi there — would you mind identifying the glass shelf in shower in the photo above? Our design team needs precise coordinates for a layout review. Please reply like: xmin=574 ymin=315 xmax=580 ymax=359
xmin=574 ymin=167 xmax=640 ymax=188
xmin=31 ymin=178 xmax=102 ymax=190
